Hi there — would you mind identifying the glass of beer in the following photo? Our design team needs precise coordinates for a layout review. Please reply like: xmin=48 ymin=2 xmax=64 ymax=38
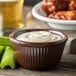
xmin=0 ymin=0 xmax=24 ymax=36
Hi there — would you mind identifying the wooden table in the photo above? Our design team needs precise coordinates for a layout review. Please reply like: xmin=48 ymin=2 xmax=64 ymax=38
xmin=0 ymin=6 xmax=76 ymax=76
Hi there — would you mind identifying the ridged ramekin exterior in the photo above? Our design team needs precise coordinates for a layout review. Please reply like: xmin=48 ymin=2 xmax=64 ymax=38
xmin=11 ymin=41 xmax=66 ymax=70
xmin=9 ymin=29 xmax=68 ymax=70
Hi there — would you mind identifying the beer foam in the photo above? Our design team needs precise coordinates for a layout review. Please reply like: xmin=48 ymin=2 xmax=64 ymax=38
xmin=0 ymin=0 xmax=18 ymax=2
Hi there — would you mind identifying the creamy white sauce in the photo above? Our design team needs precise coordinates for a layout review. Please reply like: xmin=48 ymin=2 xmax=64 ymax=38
xmin=16 ymin=31 xmax=62 ymax=42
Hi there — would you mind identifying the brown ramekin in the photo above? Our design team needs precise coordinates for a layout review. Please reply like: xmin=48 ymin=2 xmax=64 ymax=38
xmin=9 ymin=29 xmax=68 ymax=70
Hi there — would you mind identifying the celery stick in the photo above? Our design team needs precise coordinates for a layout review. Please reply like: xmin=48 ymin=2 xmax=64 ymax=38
xmin=0 ymin=46 xmax=5 ymax=55
xmin=1 ymin=46 xmax=15 ymax=69
xmin=0 ymin=36 xmax=11 ymax=46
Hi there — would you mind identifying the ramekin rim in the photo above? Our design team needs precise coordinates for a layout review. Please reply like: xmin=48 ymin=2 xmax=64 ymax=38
xmin=9 ymin=29 xmax=68 ymax=45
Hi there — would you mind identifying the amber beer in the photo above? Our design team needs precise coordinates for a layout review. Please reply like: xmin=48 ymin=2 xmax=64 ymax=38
xmin=0 ymin=0 xmax=24 ymax=35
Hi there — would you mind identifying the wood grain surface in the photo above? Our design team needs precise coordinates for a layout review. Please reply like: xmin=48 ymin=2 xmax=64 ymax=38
xmin=0 ymin=6 xmax=76 ymax=76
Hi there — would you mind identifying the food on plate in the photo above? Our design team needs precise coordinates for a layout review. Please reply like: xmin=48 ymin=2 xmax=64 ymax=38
xmin=0 ymin=46 xmax=15 ymax=69
xmin=16 ymin=31 xmax=63 ymax=42
xmin=41 ymin=0 xmax=69 ymax=14
xmin=48 ymin=11 xmax=76 ymax=20
xmin=69 ymin=0 xmax=76 ymax=10
xmin=41 ymin=0 xmax=76 ymax=20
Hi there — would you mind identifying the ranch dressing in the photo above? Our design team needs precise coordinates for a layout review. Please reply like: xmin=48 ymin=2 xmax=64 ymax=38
xmin=16 ymin=31 xmax=62 ymax=42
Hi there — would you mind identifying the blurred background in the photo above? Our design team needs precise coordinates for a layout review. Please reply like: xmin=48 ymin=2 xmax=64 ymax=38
xmin=24 ymin=0 xmax=42 ymax=6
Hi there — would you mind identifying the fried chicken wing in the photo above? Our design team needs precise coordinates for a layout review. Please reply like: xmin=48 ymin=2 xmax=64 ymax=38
xmin=48 ymin=11 xmax=76 ymax=20
xmin=41 ymin=0 xmax=76 ymax=20
xmin=69 ymin=0 xmax=76 ymax=10
xmin=41 ymin=0 xmax=69 ymax=14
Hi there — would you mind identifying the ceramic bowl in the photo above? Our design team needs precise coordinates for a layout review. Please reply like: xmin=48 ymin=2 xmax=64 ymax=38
xmin=9 ymin=29 xmax=68 ymax=70
xmin=32 ymin=2 xmax=76 ymax=30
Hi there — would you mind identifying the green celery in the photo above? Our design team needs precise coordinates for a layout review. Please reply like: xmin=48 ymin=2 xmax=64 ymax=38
xmin=0 ymin=46 xmax=15 ymax=69
xmin=0 ymin=46 xmax=5 ymax=55
xmin=0 ymin=36 xmax=11 ymax=46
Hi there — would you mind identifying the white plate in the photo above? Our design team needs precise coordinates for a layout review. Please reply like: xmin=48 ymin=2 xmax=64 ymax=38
xmin=32 ymin=2 xmax=76 ymax=30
